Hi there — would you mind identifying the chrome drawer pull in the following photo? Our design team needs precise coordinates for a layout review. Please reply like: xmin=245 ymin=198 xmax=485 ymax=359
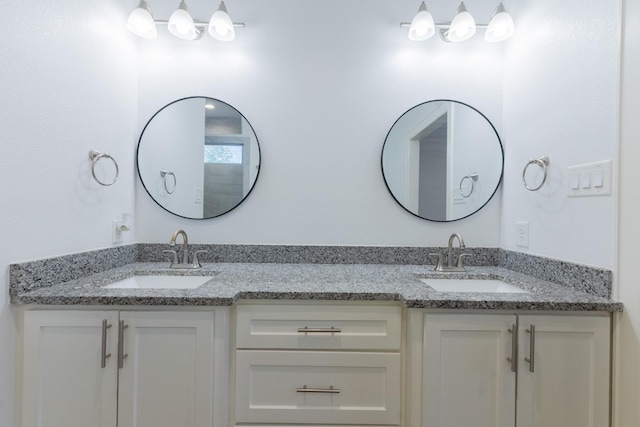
xmin=118 ymin=320 xmax=129 ymax=369
xmin=297 ymin=326 xmax=342 ymax=333
xmin=101 ymin=319 xmax=112 ymax=369
xmin=524 ymin=324 xmax=535 ymax=373
xmin=296 ymin=385 xmax=340 ymax=394
xmin=507 ymin=323 xmax=518 ymax=373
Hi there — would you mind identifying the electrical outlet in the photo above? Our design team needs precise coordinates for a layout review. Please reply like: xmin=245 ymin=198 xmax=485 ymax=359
xmin=112 ymin=220 xmax=123 ymax=244
xmin=516 ymin=222 xmax=529 ymax=248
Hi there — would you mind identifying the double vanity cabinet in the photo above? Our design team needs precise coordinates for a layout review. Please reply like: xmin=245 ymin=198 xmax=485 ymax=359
xmin=19 ymin=301 xmax=612 ymax=427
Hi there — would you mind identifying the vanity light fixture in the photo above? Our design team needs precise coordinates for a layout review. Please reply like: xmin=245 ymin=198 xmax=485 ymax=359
xmin=168 ymin=0 xmax=201 ymax=40
xmin=126 ymin=0 xmax=157 ymax=39
xmin=401 ymin=2 xmax=514 ymax=43
xmin=442 ymin=2 xmax=476 ymax=42
xmin=408 ymin=2 xmax=435 ymax=41
xmin=126 ymin=0 xmax=245 ymax=41
xmin=209 ymin=1 xmax=236 ymax=41
xmin=484 ymin=3 xmax=515 ymax=42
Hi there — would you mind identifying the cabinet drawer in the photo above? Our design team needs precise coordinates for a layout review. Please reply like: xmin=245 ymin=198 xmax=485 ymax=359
xmin=235 ymin=304 xmax=401 ymax=350
xmin=235 ymin=350 xmax=401 ymax=425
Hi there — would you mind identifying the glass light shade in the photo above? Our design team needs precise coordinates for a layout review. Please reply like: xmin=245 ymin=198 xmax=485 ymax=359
xmin=485 ymin=3 xmax=514 ymax=42
xmin=408 ymin=2 xmax=435 ymax=41
xmin=168 ymin=1 xmax=198 ymax=40
xmin=447 ymin=2 xmax=476 ymax=42
xmin=209 ymin=2 xmax=235 ymax=41
xmin=126 ymin=0 xmax=157 ymax=39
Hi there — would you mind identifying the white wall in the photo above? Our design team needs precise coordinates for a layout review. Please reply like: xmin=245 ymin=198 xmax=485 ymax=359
xmin=501 ymin=0 xmax=620 ymax=269
xmin=0 ymin=1 xmax=138 ymax=425
xmin=135 ymin=0 xmax=506 ymax=247
xmin=0 ymin=0 xmax=628 ymax=425
xmin=614 ymin=0 xmax=640 ymax=424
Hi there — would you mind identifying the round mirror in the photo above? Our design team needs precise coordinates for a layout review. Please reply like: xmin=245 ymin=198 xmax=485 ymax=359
xmin=381 ymin=100 xmax=503 ymax=222
xmin=137 ymin=97 xmax=261 ymax=219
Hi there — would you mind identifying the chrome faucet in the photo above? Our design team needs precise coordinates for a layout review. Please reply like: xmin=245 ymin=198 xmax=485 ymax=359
xmin=429 ymin=233 xmax=472 ymax=272
xmin=163 ymin=229 xmax=207 ymax=269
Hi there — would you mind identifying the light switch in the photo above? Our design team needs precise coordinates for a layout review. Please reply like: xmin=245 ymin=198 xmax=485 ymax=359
xmin=569 ymin=173 xmax=580 ymax=190
xmin=592 ymin=169 xmax=604 ymax=188
xmin=580 ymin=171 xmax=591 ymax=189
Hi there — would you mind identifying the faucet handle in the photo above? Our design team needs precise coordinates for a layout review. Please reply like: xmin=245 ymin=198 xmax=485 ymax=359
xmin=163 ymin=250 xmax=179 ymax=265
xmin=429 ymin=253 xmax=445 ymax=271
xmin=457 ymin=253 xmax=472 ymax=269
xmin=192 ymin=250 xmax=208 ymax=267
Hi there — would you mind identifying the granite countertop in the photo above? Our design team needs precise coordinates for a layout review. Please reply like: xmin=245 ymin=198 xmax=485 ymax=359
xmin=12 ymin=262 xmax=623 ymax=312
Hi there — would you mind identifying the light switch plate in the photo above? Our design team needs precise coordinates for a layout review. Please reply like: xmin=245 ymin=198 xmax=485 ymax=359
xmin=567 ymin=160 xmax=612 ymax=197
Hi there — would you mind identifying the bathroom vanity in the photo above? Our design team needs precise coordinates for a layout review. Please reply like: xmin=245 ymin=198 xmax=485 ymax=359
xmin=11 ymin=258 xmax=620 ymax=427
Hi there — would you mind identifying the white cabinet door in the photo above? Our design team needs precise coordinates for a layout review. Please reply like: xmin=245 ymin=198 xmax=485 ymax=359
xmin=117 ymin=311 xmax=216 ymax=427
xmin=422 ymin=313 xmax=516 ymax=427
xmin=516 ymin=315 xmax=610 ymax=427
xmin=22 ymin=310 xmax=119 ymax=427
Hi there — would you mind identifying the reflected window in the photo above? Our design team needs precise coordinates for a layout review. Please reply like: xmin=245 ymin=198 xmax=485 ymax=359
xmin=204 ymin=144 xmax=243 ymax=164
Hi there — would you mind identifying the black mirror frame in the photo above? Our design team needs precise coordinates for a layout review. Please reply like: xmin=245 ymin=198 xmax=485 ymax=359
xmin=381 ymin=99 xmax=504 ymax=222
xmin=136 ymin=96 xmax=261 ymax=220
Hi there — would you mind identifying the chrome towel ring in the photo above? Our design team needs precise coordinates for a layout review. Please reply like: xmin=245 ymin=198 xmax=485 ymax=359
xmin=522 ymin=156 xmax=549 ymax=191
xmin=89 ymin=149 xmax=119 ymax=186
xmin=160 ymin=170 xmax=177 ymax=194
xmin=459 ymin=173 xmax=479 ymax=198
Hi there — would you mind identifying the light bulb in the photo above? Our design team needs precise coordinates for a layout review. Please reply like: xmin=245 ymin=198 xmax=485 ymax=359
xmin=447 ymin=2 xmax=476 ymax=42
xmin=408 ymin=2 xmax=435 ymax=41
xmin=209 ymin=1 xmax=235 ymax=41
xmin=126 ymin=0 xmax=157 ymax=39
xmin=168 ymin=0 xmax=198 ymax=40
xmin=485 ymin=3 xmax=514 ymax=42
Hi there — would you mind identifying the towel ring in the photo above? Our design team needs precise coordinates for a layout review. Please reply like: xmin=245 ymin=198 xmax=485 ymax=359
xmin=160 ymin=170 xmax=177 ymax=194
xmin=522 ymin=156 xmax=549 ymax=191
xmin=89 ymin=149 xmax=119 ymax=186
xmin=459 ymin=173 xmax=479 ymax=198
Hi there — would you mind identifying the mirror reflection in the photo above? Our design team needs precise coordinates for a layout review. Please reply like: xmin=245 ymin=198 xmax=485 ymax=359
xmin=381 ymin=100 xmax=503 ymax=222
xmin=137 ymin=97 xmax=260 ymax=219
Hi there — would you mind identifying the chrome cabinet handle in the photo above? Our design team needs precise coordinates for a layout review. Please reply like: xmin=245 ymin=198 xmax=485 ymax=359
xmin=296 ymin=385 xmax=340 ymax=394
xmin=524 ymin=324 xmax=535 ymax=372
xmin=101 ymin=319 xmax=112 ymax=369
xmin=297 ymin=326 xmax=342 ymax=333
xmin=507 ymin=323 xmax=518 ymax=373
xmin=118 ymin=320 xmax=129 ymax=369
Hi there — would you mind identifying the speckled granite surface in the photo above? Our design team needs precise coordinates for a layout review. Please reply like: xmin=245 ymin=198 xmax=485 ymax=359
xmin=9 ymin=245 xmax=137 ymax=297
xmin=500 ymin=250 xmax=612 ymax=298
xmin=11 ymin=262 xmax=622 ymax=312
xmin=137 ymin=244 xmax=500 ymax=266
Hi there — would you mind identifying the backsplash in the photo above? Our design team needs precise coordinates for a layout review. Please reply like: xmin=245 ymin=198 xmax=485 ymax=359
xmin=9 ymin=245 xmax=138 ymax=297
xmin=137 ymin=244 xmax=500 ymax=266
xmin=9 ymin=244 xmax=612 ymax=299
xmin=500 ymin=250 xmax=612 ymax=298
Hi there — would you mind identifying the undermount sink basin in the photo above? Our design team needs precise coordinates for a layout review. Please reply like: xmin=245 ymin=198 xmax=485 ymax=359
xmin=420 ymin=278 xmax=529 ymax=293
xmin=104 ymin=275 xmax=214 ymax=289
